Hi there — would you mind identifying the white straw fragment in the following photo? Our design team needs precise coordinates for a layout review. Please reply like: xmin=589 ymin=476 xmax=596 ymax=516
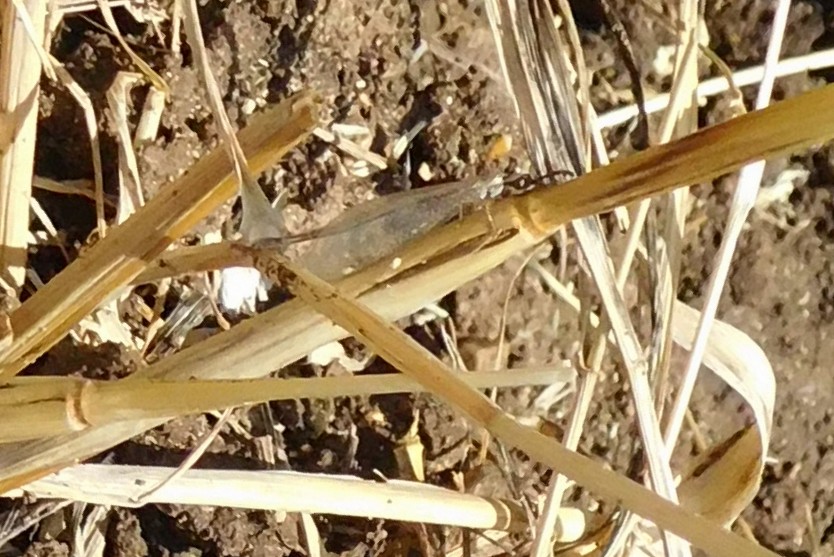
xmin=598 ymin=47 xmax=834 ymax=129
xmin=7 ymin=464 xmax=551 ymax=533
xmin=663 ymin=0 xmax=791 ymax=451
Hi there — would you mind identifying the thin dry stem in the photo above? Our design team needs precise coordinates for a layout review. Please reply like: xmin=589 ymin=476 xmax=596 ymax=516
xmin=131 ymin=406 xmax=231 ymax=504
xmin=598 ymin=47 xmax=834 ymax=128
xmin=95 ymin=0 xmax=169 ymax=95
xmin=0 ymin=368 xmax=567 ymax=442
xmin=47 ymin=55 xmax=107 ymax=237
xmin=181 ymin=0 xmax=286 ymax=243
xmin=107 ymin=72 xmax=146 ymax=224
xmin=0 ymin=0 xmax=46 ymax=294
xmin=663 ymin=0 xmax=791 ymax=451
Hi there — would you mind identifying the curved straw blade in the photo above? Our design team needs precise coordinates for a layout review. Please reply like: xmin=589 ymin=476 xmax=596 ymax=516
xmin=672 ymin=301 xmax=774 ymax=526
xmin=531 ymin=267 xmax=776 ymax=529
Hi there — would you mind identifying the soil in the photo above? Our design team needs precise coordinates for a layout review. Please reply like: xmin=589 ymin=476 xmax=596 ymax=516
xmin=8 ymin=0 xmax=834 ymax=556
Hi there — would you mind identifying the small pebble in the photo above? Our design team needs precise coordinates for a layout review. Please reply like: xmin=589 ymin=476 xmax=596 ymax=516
xmin=241 ymin=98 xmax=257 ymax=115
xmin=418 ymin=162 xmax=433 ymax=181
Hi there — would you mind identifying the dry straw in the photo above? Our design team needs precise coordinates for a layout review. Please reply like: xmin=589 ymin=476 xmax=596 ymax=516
xmin=2 ymin=2 xmax=834 ymax=557
xmin=0 ymin=0 xmax=46 ymax=293
xmin=0 ymin=83 xmax=831 ymax=557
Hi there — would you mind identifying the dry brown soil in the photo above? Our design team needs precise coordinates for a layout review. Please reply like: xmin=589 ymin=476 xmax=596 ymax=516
xmin=9 ymin=1 xmax=834 ymax=556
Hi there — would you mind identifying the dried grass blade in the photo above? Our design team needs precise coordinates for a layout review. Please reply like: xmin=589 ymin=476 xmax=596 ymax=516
xmin=0 ymin=368 xmax=569 ymax=442
xmin=94 ymin=0 xmax=169 ymax=95
xmin=299 ymin=513 xmax=322 ymax=557
xmin=134 ymin=86 xmax=165 ymax=146
xmin=47 ymin=55 xmax=107 ymax=237
xmin=70 ymin=503 xmax=108 ymax=557
xmin=0 ymin=0 xmax=46 ymax=294
xmin=530 ymin=264 xmax=776 ymax=528
xmin=106 ymin=72 xmax=146 ymax=224
xmin=673 ymin=304 xmax=774 ymax=525
xmin=181 ymin=0 xmax=286 ymax=243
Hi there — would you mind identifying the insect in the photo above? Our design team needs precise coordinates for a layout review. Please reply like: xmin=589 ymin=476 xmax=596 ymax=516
xmin=256 ymin=169 xmax=574 ymax=280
